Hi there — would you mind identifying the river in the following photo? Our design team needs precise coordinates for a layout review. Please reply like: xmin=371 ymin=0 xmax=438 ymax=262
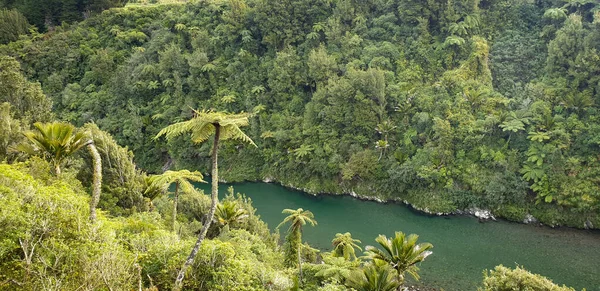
xmin=197 ymin=182 xmax=600 ymax=290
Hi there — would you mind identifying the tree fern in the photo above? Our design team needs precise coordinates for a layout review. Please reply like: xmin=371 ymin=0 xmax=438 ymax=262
xmin=146 ymin=170 xmax=205 ymax=232
xmin=332 ymin=232 xmax=362 ymax=261
xmin=155 ymin=109 xmax=255 ymax=290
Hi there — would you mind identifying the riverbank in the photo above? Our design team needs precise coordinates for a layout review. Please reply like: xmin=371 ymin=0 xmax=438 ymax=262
xmin=275 ymin=178 xmax=600 ymax=231
xmin=214 ymin=170 xmax=599 ymax=230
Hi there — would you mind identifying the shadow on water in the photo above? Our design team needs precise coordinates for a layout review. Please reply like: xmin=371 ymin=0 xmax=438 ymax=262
xmin=195 ymin=180 xmax=600 ymax=291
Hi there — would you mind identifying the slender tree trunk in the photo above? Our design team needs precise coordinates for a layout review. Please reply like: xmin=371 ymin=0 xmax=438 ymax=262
xmin=172 ymin=182 xmax=179 ymax=232
xmin=173 ymin=125 xmax=220 ymax=291
xmin=54 ymin=163 xmax=61 ymax=176
xmin=136 ymin=264 xmax=142 ymax=291
xmin=297 ymin=240 xmax=303 ymax=284
xmin=88 ymin=143 xmax=102 ymax=223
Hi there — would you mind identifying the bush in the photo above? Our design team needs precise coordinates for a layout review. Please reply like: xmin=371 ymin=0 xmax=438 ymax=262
xmin=0 ymin=163 xmax=137 ymax=290
xmin=480 ymin=265 xmax=575 ymax=291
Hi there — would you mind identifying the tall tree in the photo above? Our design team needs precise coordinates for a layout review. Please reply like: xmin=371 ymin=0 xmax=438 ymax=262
xmin=277 ymin=208 xmax=317 ymax=283
xmin=363 ymin=232 xmax=433 ymax=285
xmin=145 ymin=170 xmax=205 ymax=232
xmin=155 ymin=110 xmax=255 ymax=290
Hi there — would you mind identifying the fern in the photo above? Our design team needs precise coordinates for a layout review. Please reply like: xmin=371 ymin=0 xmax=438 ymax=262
xmin=155 ymin=110 xmax=256 ymax=146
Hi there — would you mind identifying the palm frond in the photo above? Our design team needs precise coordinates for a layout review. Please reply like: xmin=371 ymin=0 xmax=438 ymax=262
xmin=363 ymin=231 xmax=433 ymax=283
xmin=17 ymin=122 xmax=91 ymax=169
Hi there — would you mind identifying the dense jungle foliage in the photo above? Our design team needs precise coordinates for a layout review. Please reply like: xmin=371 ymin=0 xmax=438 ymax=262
xmin=0 ymin=0 xmax=596 ymax=289
xmin=3 ymin=0 xmax=598 ymax=228
xmin=0 ymin=0 xmax=127 ymax=32
xmin=0 ymin=162 xmax=579 ymax=290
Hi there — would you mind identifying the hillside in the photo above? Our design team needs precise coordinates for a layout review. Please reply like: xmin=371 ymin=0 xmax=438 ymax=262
xmin=1 ymin=0 xmax=600 ymax=290
xmin=1 ymin=0 xmax=599 ymax=228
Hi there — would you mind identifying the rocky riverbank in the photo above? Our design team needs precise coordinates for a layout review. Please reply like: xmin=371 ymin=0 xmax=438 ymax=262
xmin=255 ymin=176 xmax=597 ymax=230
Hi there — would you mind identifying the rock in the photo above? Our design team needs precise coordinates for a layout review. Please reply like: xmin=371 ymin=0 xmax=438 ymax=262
xmin=523 ymin=214 xmax=538 ymax=224
xmin=584 ymin=219 xmax=594 ymax=229
xmin=262 ymin=177 xmax=274 ymax=183
xmin=467 ymin=208 xmax=496 ymax=221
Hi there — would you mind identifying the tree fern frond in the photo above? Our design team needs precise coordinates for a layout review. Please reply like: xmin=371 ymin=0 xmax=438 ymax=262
xmin=145 ymin=170 xmax=205 ymax=197
xmin=190 ymin=124 xmax=215 ymax=143
xmin=221 ymin=125 xmax=256 ymax=146
xmin=155 ymin=119 xmax=196 ymax=140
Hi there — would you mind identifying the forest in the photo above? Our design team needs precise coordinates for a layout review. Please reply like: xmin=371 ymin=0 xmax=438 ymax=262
xmin=0 ymin=0 xmax=599 ymax=290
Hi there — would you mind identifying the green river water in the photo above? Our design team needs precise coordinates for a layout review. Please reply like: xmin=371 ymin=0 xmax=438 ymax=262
xmin=197 ymin=182 xmax=600 ymax=290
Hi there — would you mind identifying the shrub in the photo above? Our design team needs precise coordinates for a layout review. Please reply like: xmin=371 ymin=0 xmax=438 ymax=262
xmin=480 ymin=265 xmax=575 ymax=291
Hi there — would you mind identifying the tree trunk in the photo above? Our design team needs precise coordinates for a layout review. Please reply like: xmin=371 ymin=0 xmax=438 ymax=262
xmin=54 ymin=163 xmax=61 ymax=176
xmin=88 ymin=143 xmax=102 ymax=223
xmin=397 ymin=273 xmax=405 ymax=291
xmin=173 ymin=125 xmax=220 ymax=291
xmin=297 ymin=241 xmax=303 ymax=284
xmin=172 ymin=182 xmax=179 ymax=232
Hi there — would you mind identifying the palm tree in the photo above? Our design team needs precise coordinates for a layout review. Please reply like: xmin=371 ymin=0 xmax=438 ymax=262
xmin=332 ymin=232 xmax=362 ymax=261
xmin=278 ymin=208 xmax=318 ymax=235
xmin=17 ymin=122 xmax=89 ymax=176
xmin=145 ymin=170 xmax=205 ymax=232
xmin=345 ymin=263 xmax=400 ymax=291
xmin=155 ymin=109 xmax=255 ymax=290
xmin=214 ymin=200 xmax=248 ymax=229
xmin=363 ymin=232 xmax=433 ymax=285
xmin=17 ymin=122 xmax=103 ymax=223
xmin=277 ymin=208 xmax=317 ymax=283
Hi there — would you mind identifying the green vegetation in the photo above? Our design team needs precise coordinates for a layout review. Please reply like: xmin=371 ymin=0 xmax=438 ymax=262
xmin=278 ymin=208 xmax=317 ymax=283
xmin=0 ymin=0 xmax=598 ymax=228
xmin=17 ymin=122 xmax=90 ymax=176
xmin=0 ymin=9 xmax=30 ymax=44
xmin=155 ymin=109 xmax=255 ymax=289
xmin=215 ymin=199 xmax=249 ymax=229
xmin=0 ymin=162 xmax=290 ymax=290
xmin=146 ymin=169 xmax=205 ymax=231
xmin=0 ymin=0 xmax=596 ymax=289
xmin=481 ymin=265 xmax=576 ymax=291
xmin=364 ymin=232 xmax=433 ymax=285
xmin=346 ymin=262 xmax=401 ymax=291
xmin=0 ymin=0 xmax=127 ymax=31
xmin=15 ymin=121 xmax=103 ymax=222
xmin=331 ymin=232 xmax=362 ymax=261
